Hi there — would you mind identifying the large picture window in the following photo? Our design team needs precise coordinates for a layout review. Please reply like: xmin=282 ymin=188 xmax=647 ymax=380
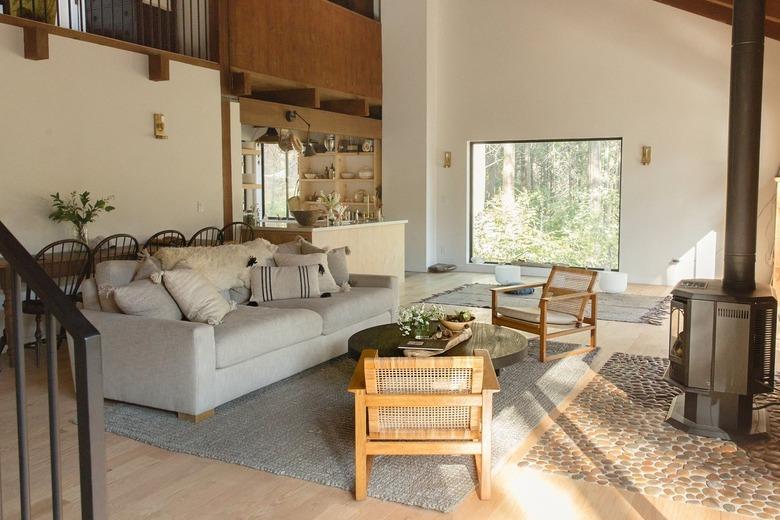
xmin=470 ymin=138 xmax=622 ymax=270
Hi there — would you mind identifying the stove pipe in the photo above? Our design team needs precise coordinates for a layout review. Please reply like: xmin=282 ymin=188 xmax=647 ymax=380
xmin=723 ymin=0 xmax=766 ymax=292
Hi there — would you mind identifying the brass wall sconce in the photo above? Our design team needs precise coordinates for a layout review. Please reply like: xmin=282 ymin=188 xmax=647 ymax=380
xmin=443 ymin=151 xmax=452 ymax=168
xmin=154 ymin=113 xmax=168 ymax=140
xmin=641 ymin=145 xmax=652 ymax=165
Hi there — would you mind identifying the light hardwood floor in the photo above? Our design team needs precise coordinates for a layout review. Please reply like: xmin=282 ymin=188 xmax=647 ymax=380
xmin=0 ymin=271 xmax=760 ymax=519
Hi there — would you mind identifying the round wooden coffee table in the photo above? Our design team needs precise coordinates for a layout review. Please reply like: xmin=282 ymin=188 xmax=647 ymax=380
xmin=347 ymin=322 xmax=528 ymax=375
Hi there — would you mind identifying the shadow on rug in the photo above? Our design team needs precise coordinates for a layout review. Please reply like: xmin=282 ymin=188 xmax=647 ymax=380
xmin=519 ymin=353 xmax=780 ymax=519
xmin=419 ymin=283 xmax=671 ymax=325
xmin=105 ymin=340 xmax=598 ymax=513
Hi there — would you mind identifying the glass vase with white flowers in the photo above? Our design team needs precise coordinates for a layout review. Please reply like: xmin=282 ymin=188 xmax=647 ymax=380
xmin=397 ymin=304 xmax=445 ymax=339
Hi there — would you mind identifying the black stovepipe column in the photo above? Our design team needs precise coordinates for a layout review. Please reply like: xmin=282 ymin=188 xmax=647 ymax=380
xmin=723 ymin=0 xmax=766 ymax=292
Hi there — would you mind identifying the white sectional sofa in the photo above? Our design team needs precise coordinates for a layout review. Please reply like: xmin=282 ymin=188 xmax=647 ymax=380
xmin=75 ymin=261 xmax=398 ymax=420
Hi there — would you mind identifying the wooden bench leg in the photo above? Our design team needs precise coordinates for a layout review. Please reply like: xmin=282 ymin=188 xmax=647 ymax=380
xmin=355 ymin=391 xmax=368 ymax=500
xmin=478 ymin=396 xmax=493 ymax=500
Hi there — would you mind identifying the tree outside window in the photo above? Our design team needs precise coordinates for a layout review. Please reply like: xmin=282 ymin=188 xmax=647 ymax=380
xmin=470 ymin=139 xmax=621 ymax=270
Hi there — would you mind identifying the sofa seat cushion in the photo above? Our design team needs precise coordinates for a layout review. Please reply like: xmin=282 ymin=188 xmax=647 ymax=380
xmin=214 ymin=306 xmax=323 ymax=368
xmin=496 ymin=305 xmax=578 ymax=325
xmin=254 ymin=287 xmax=394 ymax=335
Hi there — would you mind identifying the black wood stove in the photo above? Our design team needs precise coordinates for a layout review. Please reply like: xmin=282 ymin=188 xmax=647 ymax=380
xmin=665 ymin=0 xmax=777 ymax=440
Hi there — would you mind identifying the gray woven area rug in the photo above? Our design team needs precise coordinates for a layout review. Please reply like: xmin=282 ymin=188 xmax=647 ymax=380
xmin=420 ymin=283 xmax=671 ymax=325
xmin=104 ymin=340 xmax=597 ymax=513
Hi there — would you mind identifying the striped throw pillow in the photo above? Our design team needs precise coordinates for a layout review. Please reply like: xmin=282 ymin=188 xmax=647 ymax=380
xmin=249 ymin=264 xmax=321 ymax=302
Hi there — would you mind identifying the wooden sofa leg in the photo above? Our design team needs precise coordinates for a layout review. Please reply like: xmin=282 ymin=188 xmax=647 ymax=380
xmin=177 ymin=409 xmax=214 ymax=423
xmin=355 ymin=391 xmax=369 ymax=500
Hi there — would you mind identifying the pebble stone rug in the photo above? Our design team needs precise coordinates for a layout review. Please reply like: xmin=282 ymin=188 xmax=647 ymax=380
xmin=519 ymin=353 xmax=780 ymax=519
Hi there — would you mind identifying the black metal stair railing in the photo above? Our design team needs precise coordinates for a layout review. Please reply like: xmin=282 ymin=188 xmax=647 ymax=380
xmin=0 ymin=220 xmax=106 ymax=520
xmin=0 ymin=0 xmax=213 ymax=61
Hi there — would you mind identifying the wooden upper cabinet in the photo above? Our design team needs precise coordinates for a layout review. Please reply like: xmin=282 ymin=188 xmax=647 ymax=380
xmin=228 ymin=0 xmax=382 ymax=102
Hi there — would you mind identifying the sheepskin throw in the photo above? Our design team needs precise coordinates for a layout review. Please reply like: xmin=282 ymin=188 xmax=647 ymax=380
xmin=154 ymin=239 xmax=277 ymax=291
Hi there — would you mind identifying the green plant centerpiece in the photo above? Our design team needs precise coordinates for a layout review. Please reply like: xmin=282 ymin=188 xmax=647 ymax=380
xmin=317 ymin=191 xmax=345 ymax=225
xmin=397 ymin=304 xmax=445 ymax=339
xmin=49 ymin=191 xmax=115 ymax=244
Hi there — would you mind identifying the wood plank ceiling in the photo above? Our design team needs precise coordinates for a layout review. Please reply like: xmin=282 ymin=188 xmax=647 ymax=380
xmin=653 ymin=0 xmax=780 ymax=40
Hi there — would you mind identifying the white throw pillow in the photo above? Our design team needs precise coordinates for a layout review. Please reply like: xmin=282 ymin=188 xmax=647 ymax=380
xmin=273 ymin=252 xmax=339 ymax=293
xmin=159 ymin=269 xmax=234 ymax=325
xmin=112 ymin=279 xmax=183 ymax=321
xmin=249 ymin=264 xmax=321 ymax=302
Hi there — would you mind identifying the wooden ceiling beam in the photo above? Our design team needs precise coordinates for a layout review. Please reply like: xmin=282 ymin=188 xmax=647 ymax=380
xmin=23 ymin=26 xmax=48 ymax=60
xmin=653 ymin=0 xmax=780 ymax=40
xmin=239 ymin=97 xmax=382 ymax=139
xmin=254 ymin=88 xmax=321 ymax=109
xmin=321 ymin=98 xmax=370 ymax=117
xmin=148 ymin=54 xmax=170 ymax=81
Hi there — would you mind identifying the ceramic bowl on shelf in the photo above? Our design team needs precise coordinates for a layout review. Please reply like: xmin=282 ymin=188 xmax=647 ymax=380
xmin=304 ymin=173 xmax=317 ymax=180
xmin=358 ymin=169 xmax=374 ymax=180
xmin=341 ymin=172 xmax=356 ymax=179
xmin=291 ymin=210 xmax=321 ymax=226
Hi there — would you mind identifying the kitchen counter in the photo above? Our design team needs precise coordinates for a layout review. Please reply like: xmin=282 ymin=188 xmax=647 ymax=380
xmin=253 ymin=220 xmax=407 ymax=280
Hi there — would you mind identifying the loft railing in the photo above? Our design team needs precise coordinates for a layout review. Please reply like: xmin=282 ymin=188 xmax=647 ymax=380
xmin=0 ymin=0 xmax=213 ymax=60
xmin=0 ymin=220 xmax=106 ymax=520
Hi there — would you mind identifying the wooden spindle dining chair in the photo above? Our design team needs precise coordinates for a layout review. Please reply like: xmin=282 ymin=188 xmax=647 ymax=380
xmin=143 ymin=229 xmax=186 ymax=255
xmin=23 ymin=239 xmax=91 ymax=366
xmin=92 ymin=233 xmax=139 ymax=274
xmin=348 ymin=349 xmax=500 ymax=501
xmin=187 ymin=227 xmax=224 ymax=247
xmin=221 ymin=222 xmax=254 ymax=244
xmin=491 ymin=265 xmax=598 ymax=362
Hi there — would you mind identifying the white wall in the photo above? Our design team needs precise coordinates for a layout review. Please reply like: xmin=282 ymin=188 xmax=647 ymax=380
xmin=0 ymin=23 xmax=223 ymax=252
xmin=381 ymin=0 xmax=436 ymax=272
xmin=383 ymin=0 xmax=780 ymax=284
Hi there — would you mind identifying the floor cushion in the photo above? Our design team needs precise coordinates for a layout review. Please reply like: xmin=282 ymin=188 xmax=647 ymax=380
xmin=214 ymin=306 xmax=323 ymax=368
xmin=254 ymin=287 xmax=394 ymax=335
xmin=495 ymin=305 xmax=578 ymax=325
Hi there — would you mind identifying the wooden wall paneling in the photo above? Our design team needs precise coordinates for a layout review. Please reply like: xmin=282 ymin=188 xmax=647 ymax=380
xmin=221 ymin=98 xmax=234 ymax=225
xmin=23 ymin=26 xmax=48 ymax=60
xmin=148 ymin=54 xmax=170 ymax=81
xmin=227 ymin=0 xmax=382 ymax=101
xmin=255 ymin=88 xmax=321 ymax=108
xmin=321 ymin=98 xmax=369 ymax=116
xmin=239 ymin=97 xmax=382 ymax=139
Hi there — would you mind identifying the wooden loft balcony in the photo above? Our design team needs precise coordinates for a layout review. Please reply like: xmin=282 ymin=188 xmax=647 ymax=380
xmin=227 ymin=0 xmax=382 ymax=117
xmin=0 ymin=0 xmax=219 ymax=72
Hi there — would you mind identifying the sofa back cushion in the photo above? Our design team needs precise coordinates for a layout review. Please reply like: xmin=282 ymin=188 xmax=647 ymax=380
xmin=249 ymin=264 xmax=321 ymax=302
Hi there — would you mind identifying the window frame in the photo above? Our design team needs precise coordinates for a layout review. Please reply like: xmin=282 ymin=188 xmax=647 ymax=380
xmin=259 ymin=143 xmax=294 ymax=221
xmin=467 ymin=137 xmax=623 ymax=271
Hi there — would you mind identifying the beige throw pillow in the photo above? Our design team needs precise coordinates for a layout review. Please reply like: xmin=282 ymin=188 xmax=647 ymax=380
xmin=160 ymin=269 xmax=234 ymax=325
xmin=112 ymin=279 xmax=183 ymax=321
xmin=273 ymin=252 xmax=339 ymax=293
xmin=249 ymin=265 xmax=321 ymax=302
xmin=298 ymin=238 xmax=351 ymax=287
